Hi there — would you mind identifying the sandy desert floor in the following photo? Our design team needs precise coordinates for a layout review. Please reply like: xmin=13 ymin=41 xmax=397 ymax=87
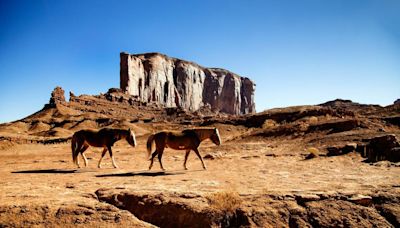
xmin=1 ymin=135 xmax=399 ymax=227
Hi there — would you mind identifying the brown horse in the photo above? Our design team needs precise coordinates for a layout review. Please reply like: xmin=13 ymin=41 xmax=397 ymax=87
xmin=146 ymin=127 xmax=221 ymax=170
xmin=71 ymin=128 xmax=136 ymax=168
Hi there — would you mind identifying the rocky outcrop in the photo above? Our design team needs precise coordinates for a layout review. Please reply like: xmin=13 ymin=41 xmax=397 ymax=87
xmin=0 ymin=203 xmax=151 ymax=227
xmin=364 ymin=134 xmax=400 ymax=162
xmin=48 ymin=86 xmax=66 ymax=107
xmin=96 ymin=188 xmax=399 ymax=228
xmin=120 ymin=52 xmax=255 ymax=115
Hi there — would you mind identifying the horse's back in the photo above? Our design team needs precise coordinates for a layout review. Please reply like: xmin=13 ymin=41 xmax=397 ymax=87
xmin=73 ymin=129 xmax=107 ymax=147
xmin=73 ymin=129 xmax=95 ymax=140
xmin=163 ymin=130 xmax=200 ymax=150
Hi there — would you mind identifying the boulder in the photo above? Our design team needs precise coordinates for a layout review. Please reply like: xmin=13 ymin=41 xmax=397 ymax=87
xmin=365 ymin=134 xmax=400 ymax=162
xmin=347 ymin=194 xmax=373 ymax=207
xmin=326 ymin=143 xmax=358 ymax=157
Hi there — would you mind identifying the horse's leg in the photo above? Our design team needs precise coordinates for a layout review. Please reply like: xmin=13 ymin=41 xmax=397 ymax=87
xmin=79 ymin=144 xmax=89 ymax=167
xmin=98 ymin=147 xmax=108 ymax=168
xmin=149 ymin=150 xmax=158 ymax=170
xmin=193 ymin=148 xmax=207 ymax=170
xmin=183 ymin=150 xmax=191 ymax=170
xmin=74 ymin=140 xmax=84 ymax=168
xmin=107 ymin=146 xmax=118 ymax=168
xmin=76 ymin=154 xmax=80 ymax=168
xmin=81 ymin=153 xmax=88 ymax=167
xmin=157 ymin=148 xmax=165 ymax=171
xmin=75 ymin=144 xmax=81 ymax=168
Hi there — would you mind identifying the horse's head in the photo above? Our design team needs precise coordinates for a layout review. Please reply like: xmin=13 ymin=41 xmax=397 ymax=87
xmin=210 ymin=128 xmax=221 ymax=146
xmin=126 ymin=128 xmax=137 ymax=147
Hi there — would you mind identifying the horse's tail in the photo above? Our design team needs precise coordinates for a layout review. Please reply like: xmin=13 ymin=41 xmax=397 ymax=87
xmin=71 ymin=133 xmax=79 ymax=165
xmin=146 ymin=133 xmax=156 ymax=160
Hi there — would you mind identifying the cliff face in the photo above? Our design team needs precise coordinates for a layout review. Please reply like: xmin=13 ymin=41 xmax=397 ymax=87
xmin=120 ymin=52 xmax=255 ymax=115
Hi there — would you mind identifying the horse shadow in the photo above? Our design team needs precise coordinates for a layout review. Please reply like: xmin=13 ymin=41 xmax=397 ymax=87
xmin=95 ymin=171 xmax=185 ymax=177
xmin=12 ymin=169 xmax=79 ymax=174
xmin=11 ymin=168 xmax=102 ymax=174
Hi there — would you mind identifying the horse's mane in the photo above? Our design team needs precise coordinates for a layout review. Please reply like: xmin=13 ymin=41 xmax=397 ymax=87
xmin=101 ymin=128 xmax=129 ymax=135
xmin=189 ymin=128 xmax=218 ymax=142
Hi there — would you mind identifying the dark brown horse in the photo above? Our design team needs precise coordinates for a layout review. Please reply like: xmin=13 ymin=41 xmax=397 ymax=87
xmin=146 ymin=128 xmax=221 ymax=170
xmin=71 ymin=128 xmax=136 ymax=168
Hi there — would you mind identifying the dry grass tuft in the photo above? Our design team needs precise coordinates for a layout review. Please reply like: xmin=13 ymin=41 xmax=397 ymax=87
xmin=262 ymin=119 xmax=277 ymax=129
xmin=306 ymin=147 xmax=320 ymax=154
xmin=207 ymin=191 xmax=242 ymax=212
xmin=308 ymin=116 xmax=318 ymax=124
xmin=305 ymin=147 xmax=320 ymax=160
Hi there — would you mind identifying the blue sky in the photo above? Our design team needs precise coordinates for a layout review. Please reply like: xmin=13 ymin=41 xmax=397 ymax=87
xmin=0 ymin=0 xmax=399 ymax=123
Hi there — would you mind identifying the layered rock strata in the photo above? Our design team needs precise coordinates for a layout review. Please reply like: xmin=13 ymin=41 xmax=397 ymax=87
xmin=120 ymin=52 xmax=255 ymax=115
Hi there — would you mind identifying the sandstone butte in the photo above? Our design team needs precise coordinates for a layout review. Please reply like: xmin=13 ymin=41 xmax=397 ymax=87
xmin=120 ymin=52 xmax=256 ymax=115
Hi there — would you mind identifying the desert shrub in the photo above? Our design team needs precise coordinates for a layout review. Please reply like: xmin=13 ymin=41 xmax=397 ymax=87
xmin=305 ymin=147 xmax=320 ymax=160
xmin=262 ymin=119 xmax=277 ymax=129
xmin=306 ymin=147 xmax=320 ymax=154
xmin=299 ymin=122 xmax=310 ymax=131
xmin=308 ymin=116 xmax=318 ymax=124
xmin=207 ymin=191 xmax=242 ymax=212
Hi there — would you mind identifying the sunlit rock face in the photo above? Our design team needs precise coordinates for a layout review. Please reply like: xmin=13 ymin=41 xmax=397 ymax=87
xmin=120 ymin=52 xmax=255 ymax=115
xmin=48 ymin=86 xmax=66 ymax=107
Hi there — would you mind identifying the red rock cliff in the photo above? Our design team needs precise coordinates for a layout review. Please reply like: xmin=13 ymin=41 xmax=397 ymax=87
xmin=120 ymin=52 xmax=255 ymax=115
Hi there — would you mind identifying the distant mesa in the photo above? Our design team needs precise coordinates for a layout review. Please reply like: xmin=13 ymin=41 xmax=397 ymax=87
xmin=120 ymin=52 xmax=256 ymax=115
xmin=394 ymin=99 xmax=400 ymax=105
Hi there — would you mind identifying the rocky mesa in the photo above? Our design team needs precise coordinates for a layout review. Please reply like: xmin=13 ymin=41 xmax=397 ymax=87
xmin=120 ymin=52 xmax=256 ymax=115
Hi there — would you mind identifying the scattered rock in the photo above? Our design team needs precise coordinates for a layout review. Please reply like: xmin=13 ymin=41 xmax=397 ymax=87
xmin=327 ymin=143 xmax=358 ymax=157
xmin=347 ymin=194 xmax=373 ymax=206
xmin=326 ymin=147 xmax=341 ymax=156
xmin=180 ymin=193 xmax=200 ymax=199
xmin=295 ymin=194 xmax=320 ymax=204
xmin=65 ymin=183 xmax=75 ymax=189
xmin=344 ymin=143 xmax=358 ymax=152
xmin=265 ymin=153 xmax=277 ymax=157
xmin=365 ymin=134 xmax=400 ymax=162
xmin=304 ymin=152 xmax=318 ymax=160
xmin=203 ymin=152 xmax=223 ymax=160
